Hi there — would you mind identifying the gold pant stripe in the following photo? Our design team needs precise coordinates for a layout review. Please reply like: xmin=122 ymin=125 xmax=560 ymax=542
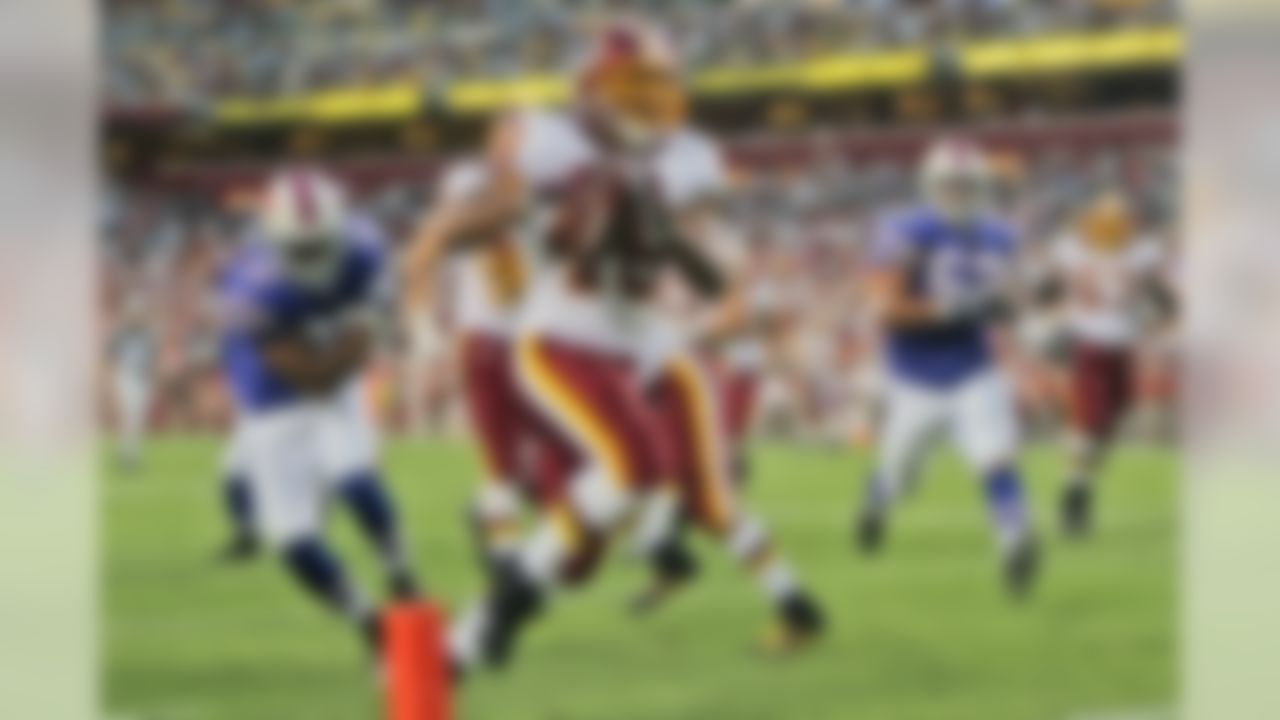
xmin=516 ymin=336 xmax=631 ymax=489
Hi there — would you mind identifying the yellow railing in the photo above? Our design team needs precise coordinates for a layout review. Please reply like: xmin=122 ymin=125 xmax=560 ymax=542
xmin=213 ymin=26 xmax=1182 ymax=124
xmin=215 ymin=83 xmax=422 ymax=125
xmin=962 ymin=26 xmax=1182 ymax=77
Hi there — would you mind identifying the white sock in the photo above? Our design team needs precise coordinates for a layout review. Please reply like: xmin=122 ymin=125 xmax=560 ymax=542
xmin=518 ymin=518 xmax=570 ymax=589
xmin=727 ymin=513 xmax=767 ymax=561
xmin=758 ymin=557 xmax=799 ymax=604
xmin=476 ymin=483 xmax=522 ymax=559
xmin=630 ymin=488 xmax=681 ymax=558
xmin=448 ymin=600 xmax=490 ymax=669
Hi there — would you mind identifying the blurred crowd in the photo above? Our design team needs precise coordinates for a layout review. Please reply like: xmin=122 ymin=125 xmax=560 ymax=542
xmin=105 ymin=0 xmax=1178 ymax=107
xmin=101 ymin=132 xmax=1178 ymax=445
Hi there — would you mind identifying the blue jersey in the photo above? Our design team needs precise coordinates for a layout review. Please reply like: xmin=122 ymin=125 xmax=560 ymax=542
xmin=218 ymin=217 xmax=385 ymax=412
xmin=869 ymin=206 xmax=1016 ymax=387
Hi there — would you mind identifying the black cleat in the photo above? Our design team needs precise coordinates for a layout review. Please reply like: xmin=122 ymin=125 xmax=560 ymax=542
xmin=630 ymin=539 xmax=700 ymax=617
xmin=762 ymin=592 xmax=826 ymax=655
xmin=360 ymin=612 xmax=387 ymax=684
xmin=447 ymin=656 xmax=467 ymax=687
xmin=361 ymin=613 xmax=384 ymax=655
xmin=216 ymin=534 xmax=260 ymax=564
xmin=388 ymin=572 xmax=421 ymax=603
xmin=1060 ymin=484 xmax=1093 ymax=539
xmin=482 ymin=562 xmax=544 ymax=668
xmin=855 ymin=510 xmax=886 ymax=556
xmin=1002 ymin=534 xmax=1041 ymax=600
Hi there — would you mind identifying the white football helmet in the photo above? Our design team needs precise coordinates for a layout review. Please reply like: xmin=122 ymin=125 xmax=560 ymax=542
xmin=919 ymin=137 xmax=992 ymax=223
xmin=259 ymin=167 xmax=348 ymax=287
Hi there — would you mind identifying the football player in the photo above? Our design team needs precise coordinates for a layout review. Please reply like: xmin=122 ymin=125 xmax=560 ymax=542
xmin=218 ymin=168 xmax=421 ymax=661
xmin=403 ymin=158 xmax=538 ymax=573
xmin=410 ymin=21 xmax=796 ymax=673
xmin=854 ymin=138 xmax=1041 ymax=597
xmin=629 ymin=213 xmax=825 ymax=651
xmin=109 ymin=292 xmax=154 ymax=473
xmin=1047 ymin=191 xmax=1175 ymax=536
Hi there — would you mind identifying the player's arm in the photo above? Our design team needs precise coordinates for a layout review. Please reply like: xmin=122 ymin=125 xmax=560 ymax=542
xmin=870 ymin=257 xmax=1018 ymax=328
xmin=697 ymin=280 xmax=749 ymax=349
xmin=400 ymin=114 xmax=528 ymax=312
xmin=865 ymin=215 xmax=945 ymax=326
xmin=868 ymin=221 xmax=1016 ymax=327
xmin=988 ymin=318 xmax=1038 ymax=396
xmin=259 ymin=320 xmax=373 ymax=395
xmin=653 ymin=137 xmax=736 ymax=300
xmin=1142 ymin=266 xmax=1179 ymax=325
xmin=666 ymin=203 xmax=728 ymax=299
xmin=1032 ymin=265 xmax=1067 ymax=310
xmin=1035 ymin=235 xmax=1078 ymax=315
xmin=674 ymin=206 xmax=755 ymax=347
xmin=866 ymin=261 xmax=945 ymax=328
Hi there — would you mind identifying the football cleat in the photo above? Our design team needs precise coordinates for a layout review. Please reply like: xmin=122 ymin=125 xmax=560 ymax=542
xmin=388 ymin=572 xmax=421 ymax=603
xmin=630 ymin=538 xmax=699 ymax=617
xmin=1002 ymin=533 xmax=1041 ymax=599
xmin=216 ymin=534 xmax=260 ymax=564
xmin=1060 ymin=484 xmax=1093 ymax=539
xmin=760 ymin=592 xmax=825 ymax=655
xmin=854 ymin=509 xmax=887 ymax=556
xmin=482 ymin=561 xmax=544 ymax=668
xmin=360 ymin=612 xmax=387 ymax=686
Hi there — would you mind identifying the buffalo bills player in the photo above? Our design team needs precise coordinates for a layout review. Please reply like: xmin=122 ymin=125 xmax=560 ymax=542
xmin=218 ymin=168 xmax=420 ymax=658
xmin=855 ymin=139 xmax=1041 ymax=597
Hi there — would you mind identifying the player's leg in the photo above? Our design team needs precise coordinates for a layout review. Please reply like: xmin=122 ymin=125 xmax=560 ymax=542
xmin=628 ymin=358 xmax=724 ymax=614
xmin=855 ymin=377 xmax=944 ymax=553
xmin=1063 ymin=344 xmax=1104 ymax=535
xmin=460 ymin=334 xmax=526 ymax=569
xmin=641 ymin=357 xmax=824 ymax=648
xmin=450 ymin=337 xmax=652 ymax=671
xmin=450 ymin=335 xmax=640 ymax=666
xmin=112 ymin=365 xmax=150 ymax=471
xmin=721 ymin=366 xmax=760 ymax=481
xmin=318 ymin=384 xmax=419 ymax=600
xmin=221 ymin=472 xmax=256 ymax=549
xmin=1062 ymin=345 xmax=1134 ymax=537
xmin=243 ymin=411 xmax=379 ymax=652
xmin=952 ymin=370 xmax=1040 ymax=597
xmin=217 ymin=429 xmax=260 ymax=562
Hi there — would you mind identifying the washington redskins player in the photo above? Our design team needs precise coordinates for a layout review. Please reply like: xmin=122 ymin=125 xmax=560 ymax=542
xmin=1048 ymin=191 xmax=1176 ymax=536
xmin=631 ymin=222 xmax=825 ymax=656
xmin=403 ymin=21 xmax=821 ymax=673
xmin=407 ymin=159 xmax=537 ymax=571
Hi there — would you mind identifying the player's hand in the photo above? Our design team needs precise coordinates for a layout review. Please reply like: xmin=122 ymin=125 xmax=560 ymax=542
xmin=302 ymin=318 xmax=343 ymax=347
xmin=934 ymin=287 xmax=989 ymax=322
xmin=936 ymin=285 xmax=1010 ymax=324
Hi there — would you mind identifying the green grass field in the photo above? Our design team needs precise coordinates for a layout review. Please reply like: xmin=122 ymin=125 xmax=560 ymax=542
xmin=105 ymin=437 xmax=1175 ymax=720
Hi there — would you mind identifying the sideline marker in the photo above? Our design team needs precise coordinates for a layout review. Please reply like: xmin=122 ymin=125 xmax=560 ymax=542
xmin=385 ymin=602 xmax=452 ymax=720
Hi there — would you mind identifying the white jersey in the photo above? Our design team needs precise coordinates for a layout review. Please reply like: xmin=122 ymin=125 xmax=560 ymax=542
xmin=510 ymin=108 xmax=728 ymax=361
xmin=1052 ymin=234 xmax=1165 ymax=348
xmin=442 ymin=161 xmax=538 ymax=338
